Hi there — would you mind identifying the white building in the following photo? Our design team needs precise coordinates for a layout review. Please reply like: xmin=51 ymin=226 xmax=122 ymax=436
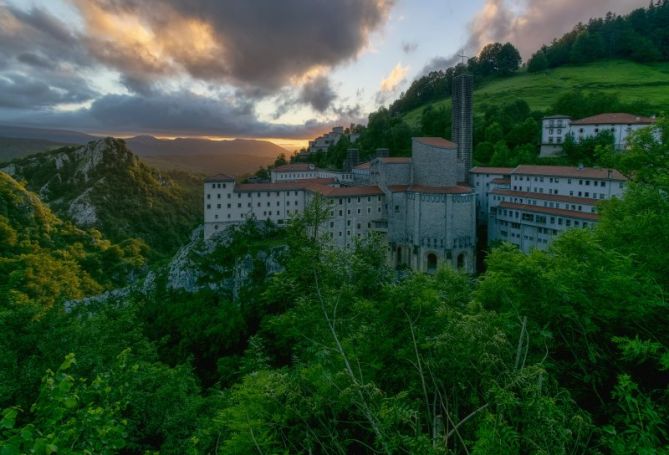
xmin=271 ymin=163 xmax=353 ymax=184
xmin=307 ymin=126 xmax=345 ymax=154
xmin=540 ymin=113 xmax=656 ymax=157
xmin=205 ymin=137 xmax=477 ymax=273
xmin=470 ymin=167 xmax=514 ymax=224
xmin=480 ymin=165 xmax=626 ymax=253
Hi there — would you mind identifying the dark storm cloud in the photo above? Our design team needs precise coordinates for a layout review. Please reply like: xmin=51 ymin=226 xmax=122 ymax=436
xmin=73 ymin=0 xmax=394 ymax=93
xmin=0 ymin=73 xmax=97 ymax=108
xmin=298 ymin=76 xmax=337 ymax=113
xmin=4 ymin=91 xmax=329 ymax=139
xmin=0 ymin=5 xmax=98 ymax=108
xmin=419 ymin=0 xmax=649 ymax=75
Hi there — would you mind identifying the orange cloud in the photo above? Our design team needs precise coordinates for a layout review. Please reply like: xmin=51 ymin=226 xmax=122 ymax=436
xmin=380 ymin=63 xmax=408 ymax=92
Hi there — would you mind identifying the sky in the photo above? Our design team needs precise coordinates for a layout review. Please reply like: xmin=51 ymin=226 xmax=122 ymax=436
xmin=0 ymin=0 xmax=649 ymax=150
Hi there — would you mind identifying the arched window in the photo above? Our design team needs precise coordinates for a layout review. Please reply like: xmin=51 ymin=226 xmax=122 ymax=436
xmin=427 ymin=253 xmax=438 ymax=273
xmin=457 ymin=253 xmax=465 ymax=270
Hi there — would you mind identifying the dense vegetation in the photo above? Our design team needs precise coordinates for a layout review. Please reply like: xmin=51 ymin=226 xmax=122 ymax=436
xmin=528 ymin=1 xmax=669 ymax=71
xmin=4 ymin=138 xmax=202 ymax=259
xmin=1 ymin=122 xmax=668 ymax=453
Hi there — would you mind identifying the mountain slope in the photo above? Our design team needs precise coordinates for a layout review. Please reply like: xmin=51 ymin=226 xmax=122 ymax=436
xmin=1 ymin=138 xmax=202 ymax=258
xmin=0 ymin=171 xmax=146 ymax=308
xmin=403 ymin=60 xmax=669 ymax=126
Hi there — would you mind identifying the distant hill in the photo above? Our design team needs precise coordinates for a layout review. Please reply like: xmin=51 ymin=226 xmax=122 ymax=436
xmin=402 ymin=60 xmax=669 ymax=127
xmin=0 ymin=125 xmax=284 ymax=175
xmin=1 ymin=138 xmax=202 ymax=258
xmin=125 ymin=136 xmax=285 ymax=176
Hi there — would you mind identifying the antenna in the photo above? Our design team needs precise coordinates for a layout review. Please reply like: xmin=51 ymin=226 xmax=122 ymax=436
xmin=457 ymin=53 xmax=469 ymax=65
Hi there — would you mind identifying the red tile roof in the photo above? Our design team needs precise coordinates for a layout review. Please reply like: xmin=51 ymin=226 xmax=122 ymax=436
xmin=388 ymin=185 xmax=472 ymax=194
xmin=414 ymin=137 xmax=458 ymax=149
xmin=205 ymin=173 xmax=235 ymax=182
xmin=273 ymin=163 xmax=316 ymax=172
xmin=571 ymin=113 xmax=656 ymax=125
xmin=234 ymin=178 xmax=335 ymax=192
xmin=491 ymin=189 xmax=600 ymax=205
xmin=470 ymin=166 xmax=514 ymax=174
xmin=354 ymin=162 xmax=371 ymax=170
xmin=499 ymin=202 xmax=599 ymax=221
xmin=377 ymin=157 xmax=412 ymax=164
xmin=308 ymin=185 xmax=384 ymax=197
xmin=512 ymin=165 xmax=626 ymax=181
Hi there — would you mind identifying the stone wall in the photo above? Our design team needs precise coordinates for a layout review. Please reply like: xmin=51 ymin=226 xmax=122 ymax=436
xmin=411 ymin=140 xmax=458 ymax=187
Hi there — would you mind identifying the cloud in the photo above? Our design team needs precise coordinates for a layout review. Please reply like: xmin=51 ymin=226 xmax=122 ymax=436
xmin=419 ymin=0 xmax=648 ymax=74
xmin=401 ymin=41 xmax=418 ymax=54
xmin=69 ymin=0 xmax=395 ymax=94
xmin=2 ymin=90 xmax=333 ymax=139
xmin=0 ymin=5 xmax=99 ymax=108
xmin=0 ymin=73 xmax=97 ymax=108
xmin=298 ymin=75 xmax=337 ymax=113
xmin=380 ymin=63 xmax=409 ymax=92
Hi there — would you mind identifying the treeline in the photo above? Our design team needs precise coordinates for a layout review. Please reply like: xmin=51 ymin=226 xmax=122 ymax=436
xmin=389 ymin=42 xmax=521 ymax=115
xmin=528 ymin=1 xmax=669 ymax=71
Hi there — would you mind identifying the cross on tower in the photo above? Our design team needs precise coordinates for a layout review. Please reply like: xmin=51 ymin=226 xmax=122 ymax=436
xmin=457 ymin=53 xmax=469 ymax=65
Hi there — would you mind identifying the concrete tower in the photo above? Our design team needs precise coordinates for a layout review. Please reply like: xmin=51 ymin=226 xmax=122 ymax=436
xmin=452 ymin=73 xmax=473 ymax=183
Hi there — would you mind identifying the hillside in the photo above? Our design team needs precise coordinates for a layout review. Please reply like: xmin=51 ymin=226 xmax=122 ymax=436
xmin=402 ymin=60 xmax=669 ymax=127
xmin=1 ymin=138 xmax=202 ymax=258
xmin=0 ymin=171 xmax=146 ymax=308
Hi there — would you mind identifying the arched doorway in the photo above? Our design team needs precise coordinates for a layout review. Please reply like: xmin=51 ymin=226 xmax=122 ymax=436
xmin=427 ymin=253 xmax=438 ymax=273
xmin=457 ymin=253 xmax=465 ymax=270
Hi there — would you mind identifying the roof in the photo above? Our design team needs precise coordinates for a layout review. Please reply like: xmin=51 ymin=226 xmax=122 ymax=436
xmin=388 ymin=185 xmax=473 ymax=194
xmin=377 ymin=157 xmax=412 ymax=164
xmin=205 ymin=173 xmax=235 ymax=182
xmin=499 ymin=202 xmax=599 ymax=221
xmin=273 ymin=163 xmax=315 ymax=172
xmin=543 ymin=115 xmax=571 ymax=119
xmin=308 ymin=185 xmax=384 ymax=197
xmin=470 ymin=166 xmax=515 ymax=175
xmin=491 ymin=189 xmax=600 ymax=205
xmin=353 ymin=161 xmax=371 ymax=170
xmin=234 ymin=178 xmax=335 ymax=192
xmin=512 ymin=165 xmax=626 ymax=181
xmin=492 ymin=178 xmax=511 ymax=184
xmin=571 ymin=113 xmax=656 ymax=125
xmin=414 ymin=137 xmax=458 ymax=149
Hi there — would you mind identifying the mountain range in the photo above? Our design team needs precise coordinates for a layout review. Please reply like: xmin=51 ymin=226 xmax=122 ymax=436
xmin=0 ymin=125 xmax=285 ymax=176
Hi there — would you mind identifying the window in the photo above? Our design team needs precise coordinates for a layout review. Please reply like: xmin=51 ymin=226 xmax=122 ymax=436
xmin=207 ymin=194 xmax=211 ymax=199
xmin=206 ymin=204 xmax=211 ymax=209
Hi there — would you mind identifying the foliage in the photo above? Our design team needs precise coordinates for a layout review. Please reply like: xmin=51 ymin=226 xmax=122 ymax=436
xmin=527 ymin=2 xmax=669 ymax=71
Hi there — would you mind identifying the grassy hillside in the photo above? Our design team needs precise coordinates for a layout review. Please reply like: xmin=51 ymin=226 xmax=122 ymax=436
xmin=403 ymin=60 xmax=669 ymax=127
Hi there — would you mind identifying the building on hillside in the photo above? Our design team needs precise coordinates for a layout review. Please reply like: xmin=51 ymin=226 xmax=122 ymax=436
xmin=479 ymin=165 xmax=626 ymax=253
xmin=540 ymin=113 xmax=657 ymax=157
xmin=204 ymin=136 xmax=477 ymax=273
xmin=306 ymin=126 xmax=348 ymax=154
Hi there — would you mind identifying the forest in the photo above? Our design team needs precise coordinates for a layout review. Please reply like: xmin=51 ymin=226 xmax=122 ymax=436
xmin=1 ymin=119 xmax=668 ymax=453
